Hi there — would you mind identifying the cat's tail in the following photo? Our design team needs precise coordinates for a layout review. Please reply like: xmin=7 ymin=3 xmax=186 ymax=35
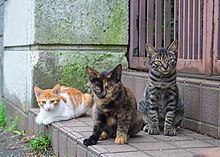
xmin=83 ymin=93 xmax=93 ymax=108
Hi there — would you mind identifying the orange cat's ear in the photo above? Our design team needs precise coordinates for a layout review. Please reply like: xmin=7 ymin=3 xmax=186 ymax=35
xmin=34 ymin=86 xmax=42 ymax=99
xmin=86 ymin=66 xmax=100 ymax=81
xmin=108 ymin=64 xmax=122 ymax=81
xmin=52 ymin=84 xmax=61 ymax=95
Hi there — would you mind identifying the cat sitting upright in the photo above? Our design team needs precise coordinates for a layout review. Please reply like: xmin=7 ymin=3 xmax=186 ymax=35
xmin=139 ymin=40 xmax=184 ymax=136
xmin=83 ymin=64 xmax=143 ymax=146
xmin=34 ymin=84 xmax=92 ymax=125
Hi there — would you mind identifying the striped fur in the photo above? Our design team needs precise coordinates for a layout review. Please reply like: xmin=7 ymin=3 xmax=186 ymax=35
xmin=139 ymin=40 xmax=184 ymax=136
xmin=83 ymin=64 xmax=143 ymax=146
xmin=34 ymin=84 xmax=92 ymax=125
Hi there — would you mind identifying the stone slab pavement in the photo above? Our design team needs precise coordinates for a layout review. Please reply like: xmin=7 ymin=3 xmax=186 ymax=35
xmin=29 ymin=109 xmax=220 ymax=157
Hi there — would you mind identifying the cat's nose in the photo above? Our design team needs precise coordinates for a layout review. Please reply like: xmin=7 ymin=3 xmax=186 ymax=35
xmin=100 ymin=92 xmax=106 ymax=98
xmin=47 ymin=107 xmax=51 ymax=111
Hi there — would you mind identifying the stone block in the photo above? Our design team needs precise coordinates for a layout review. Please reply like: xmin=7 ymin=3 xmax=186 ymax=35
xmin=58 ymin=133 xmax=68 ymax=157
xmin=201 ymin=86 xmax=219 ymax=126
xmin=183 ymin=84 xmax=201 ymax=121
xmin=51 ymin=128 xmax=59 ymax=157
xmin=34 ymin=0 xmax=128 ymax=45
xmin=102 ymin=151 xmax=151 ymax=157
xmin=0 ymin=5 xmax=3 ymax=36
xmin=77 ymin=143 xmax=87 ymax=157
xmin=145 ymin=149 xmax=193 ymax=157
xmin=3 ymin=51 xmax=33 ymax=112
xmin=130 ymin=141 xmax=176 ymax=151
xmin=28 ymin=112 xmax=34 ymax=134
xmin=200 ymin=122 xmax=218 ymax=138
xmin=193 ymin=148 xmax=220 ymax=157
xmin=167 ymin=140 xmax=213 ymax=148
xmin=4 ymin=0 xmax=34 ymax=46
xmin=67 ymin=138 xmax=77 ymax=157
xmin=134 ymin=77 xmax=147 ymax=103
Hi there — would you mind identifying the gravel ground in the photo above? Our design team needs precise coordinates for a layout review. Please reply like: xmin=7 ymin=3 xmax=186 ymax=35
xmin=0 ymin=128 xmax=54 ymax=157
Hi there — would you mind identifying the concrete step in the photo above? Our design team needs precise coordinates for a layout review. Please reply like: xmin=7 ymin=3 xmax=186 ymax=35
xmin=28 ymin=109 xmax=220 ymax=157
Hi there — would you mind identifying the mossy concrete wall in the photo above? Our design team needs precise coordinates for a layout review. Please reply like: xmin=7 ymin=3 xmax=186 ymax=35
xmin=33 ymin=51 xmax=128 ymax=97
xmin=34 ymin=0 xmax=128 ymax=45
xmin=3 ymin=0 xmax=129 ymax=128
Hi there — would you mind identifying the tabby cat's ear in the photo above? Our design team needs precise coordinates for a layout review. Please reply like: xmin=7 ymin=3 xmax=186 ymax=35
xmin=86 ymin=67 xmax=100 ymax=81
xmin=145 ymin=43 xmax=157 ymax=59
xmin=167 ymin=40 xmax=178 ymax=54
xmin=52 ymin=84 xmax=61 ymax=95
xmin=108 ymin=64 xmax=122 ymax=81
xmin=34 ymin=86 xmax=42 ymax=99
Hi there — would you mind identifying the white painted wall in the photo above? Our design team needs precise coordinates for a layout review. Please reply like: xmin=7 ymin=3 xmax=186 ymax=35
xmin=3 ymin=0 xmax=34 ymax=46
xmin=3 ymin=51 xmax=33 ymax=112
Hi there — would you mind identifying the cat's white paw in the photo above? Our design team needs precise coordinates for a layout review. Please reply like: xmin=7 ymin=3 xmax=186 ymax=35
xmin=43 ymin=119 xmax=53 ymax=125
xmin=35 ymin=116 xmax=44 ymax=125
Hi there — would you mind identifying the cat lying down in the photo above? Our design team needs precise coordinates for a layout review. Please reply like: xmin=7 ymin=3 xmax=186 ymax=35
xmin=34 ymin=84 xmax=93 ymax=125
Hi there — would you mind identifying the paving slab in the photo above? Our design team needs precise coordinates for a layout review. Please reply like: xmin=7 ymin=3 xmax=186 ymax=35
xmin=28 ymin=109 xmax=220 ymax=157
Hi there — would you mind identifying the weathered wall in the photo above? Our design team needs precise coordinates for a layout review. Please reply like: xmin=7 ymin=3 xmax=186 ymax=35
xmin=0 ymin=0 xmax=4 ymax=97
xmin=3 ymin=0 xmax=129 ymax=129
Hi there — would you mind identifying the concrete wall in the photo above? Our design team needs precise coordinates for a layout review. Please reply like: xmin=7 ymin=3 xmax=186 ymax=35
xmin=0 ymin=0 xmax=4 ymax=97
xmin=3 ymin=0 xmax=129 ymax=130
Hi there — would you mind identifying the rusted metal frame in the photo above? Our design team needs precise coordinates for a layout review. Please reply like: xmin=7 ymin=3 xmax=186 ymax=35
xmin=203 ymin=0 xmax=214 ymax=76
xmin=155 ymin=0 xmax=162 ymax=48
xmin=183 ymin=0 xmax=188 ymax=59
xmin=164 ymin=0 xmax=171 ymax=47
xmin=177 ymin=0 xmax=183 ymax=59
xmin=198 ymin=0 xmax=204 ymax=60
xmin=212 ymin=0 xmax=220 ymax=74
xmin=174 ymin=0 xmax=179 ymax=41
xmin=192 ymin=0 xmax=198 ymax=59
xmin=187 ymin=0 xmax=193 ymax=59
xmin=129 ymin=0 xmax=139 ymax=69
xmin=146 ymin=0 xmax=154 ymax=45
xmin=139 ymin=0 xmax=146 ymax=58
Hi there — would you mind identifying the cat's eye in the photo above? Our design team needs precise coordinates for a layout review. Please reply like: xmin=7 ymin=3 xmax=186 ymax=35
xmin=40 ymin=101 xmax=46 ymax=105
xmin=51 ymin=100 xmax=55 ymax=103
xmin=169 ymin=58 xmax=177 ymax=65
xmin=94 ymin=86 xmax=101 ymax=91
xmin=152 ymin=61 xmax=161 ymax=67
xmin=106 ymin=86 xmax=113 ymax=90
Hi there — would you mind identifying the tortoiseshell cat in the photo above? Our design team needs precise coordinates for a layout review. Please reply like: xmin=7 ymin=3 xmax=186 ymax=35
xmin=139 ymin=40 xmax=184 ymax=136
xmin=83 ymin=64 xmax=143 ymax=146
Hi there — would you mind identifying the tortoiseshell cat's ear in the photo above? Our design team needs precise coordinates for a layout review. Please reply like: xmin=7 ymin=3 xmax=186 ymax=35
xmin=34 ymin=86 xmax=42 ymax=99
xmin=145 ymin=43 xmax=157 ymax=60
xmin=167 ymin=40 xmax=178 ymax=54
xmin=52 ymin=84 xmax=61 ymax=95
xmin=86 ymin=66 xmax=100 ymax=81
xmin=108 ymin=64 xmax=122 ymax=81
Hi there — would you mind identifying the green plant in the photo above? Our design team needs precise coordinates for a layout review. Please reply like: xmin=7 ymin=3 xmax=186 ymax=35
xmin=28 ymin=133 xmax=51 ymax=152
xmin=5 ymin=116 xmax=19 ymax=131
xmin=14 ymin=130 xmax=26 ymax=136
xmin=0 ymin=102 xmax=7 ymax=127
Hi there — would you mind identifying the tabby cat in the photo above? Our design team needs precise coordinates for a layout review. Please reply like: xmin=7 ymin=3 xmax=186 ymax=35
xmin=139 ymin=40 xmax=184 ymax=136
xmin=83 ymin=64 xmax=143 ymax=146
xmin=34 ymin=84 xmax=92 ymax=125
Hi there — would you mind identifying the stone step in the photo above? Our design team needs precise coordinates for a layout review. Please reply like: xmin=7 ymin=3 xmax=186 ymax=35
xmin=28 ymin=109 xmax=220 ymax=157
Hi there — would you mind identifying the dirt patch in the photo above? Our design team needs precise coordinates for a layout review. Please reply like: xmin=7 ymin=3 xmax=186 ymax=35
xmin=0 ymin=128 xmax=54 ymax=157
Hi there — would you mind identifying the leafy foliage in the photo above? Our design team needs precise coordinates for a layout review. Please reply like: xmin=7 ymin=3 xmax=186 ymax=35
xmin=0 ymin=102 xmax=7 ymax=127
xmin=28 ymin=133 xmax=51 ymax=152
xmin=5 ymin=116 xmax=19 ymax=131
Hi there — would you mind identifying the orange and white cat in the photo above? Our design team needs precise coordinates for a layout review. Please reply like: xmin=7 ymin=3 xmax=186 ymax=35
xmin=34 ymin=84 xmax=93 ymax=125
